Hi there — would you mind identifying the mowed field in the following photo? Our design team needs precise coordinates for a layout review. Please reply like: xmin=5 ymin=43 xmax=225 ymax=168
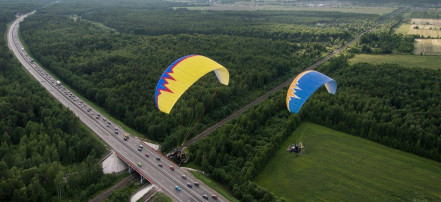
xmin=184 ymin=5 xmax=395 ymax=15
xmin=394 ymin=23 xmax=410 ymax=35
xmin=414 ymin=39 xmax=441 ymax=55
xmin=254 ymin=123 xmax=441 ymax=201
xmin=349 ymin=54 xmax=441 ymax=69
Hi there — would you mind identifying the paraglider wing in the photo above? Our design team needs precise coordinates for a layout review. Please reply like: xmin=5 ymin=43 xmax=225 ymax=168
xmin=286 ymin=70 xmax=337 ymax=114
xmin=155 ymin=55 xmax=229 ymax=114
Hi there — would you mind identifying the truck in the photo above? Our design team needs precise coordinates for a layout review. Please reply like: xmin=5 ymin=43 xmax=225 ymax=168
xmin=124 ymin=133 xmax=129 ymax=141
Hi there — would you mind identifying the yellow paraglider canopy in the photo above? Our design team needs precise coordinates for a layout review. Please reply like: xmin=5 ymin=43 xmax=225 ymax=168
xmin=154 ymin=55 xmax=229 ymax=114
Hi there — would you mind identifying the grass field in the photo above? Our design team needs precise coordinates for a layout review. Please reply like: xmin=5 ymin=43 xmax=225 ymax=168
xmin=349 ymin=54 xmax=441 ymax=69
xmin=393 ymin=23 xmax=410 ymax=35
xmin=254 ymin=123 xmax=441 ymax=201
xmin=414 ymin=39 xmax=441 ymax=55
xmin=183 ymin=5 xmax=396 ymax=15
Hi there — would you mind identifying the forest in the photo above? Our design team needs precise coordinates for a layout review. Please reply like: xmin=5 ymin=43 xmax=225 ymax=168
xmin=18 ymin=1 xmax=379 ymax=151
xmin=0 ymin=2 xmax=119 ymax=201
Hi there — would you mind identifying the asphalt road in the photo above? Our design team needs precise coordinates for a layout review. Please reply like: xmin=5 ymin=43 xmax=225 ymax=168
xmin=8 ymin=12 xmax=225 ymax=202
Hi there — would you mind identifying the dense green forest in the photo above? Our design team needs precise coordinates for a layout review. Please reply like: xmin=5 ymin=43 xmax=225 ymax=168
xmin=0 ymin=2 xmax=119 ymax=201
xmin=19 ymin=1 xmax=379 ymax=151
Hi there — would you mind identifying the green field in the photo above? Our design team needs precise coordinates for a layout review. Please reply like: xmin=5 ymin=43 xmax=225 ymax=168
xmin=349 ymin=54 xmax=441 ymax=69
xmin=254 ymin=123 xmax=441 ymax=201
xmin=394 ymin=23 xmax=410 ymax=35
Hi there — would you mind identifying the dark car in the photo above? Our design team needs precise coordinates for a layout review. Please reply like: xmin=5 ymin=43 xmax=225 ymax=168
xmin=202 ymin=195 xmax=208 ymax=200
xmin=145 ymin=154 xmax=150 ymax=158
xmin=158 ymin=164 xmax=163 ymax=167
xmin=187 ymin=183 xmax=192 ymax=188
xmin=156 ymin=157 xmax=160 ymax=161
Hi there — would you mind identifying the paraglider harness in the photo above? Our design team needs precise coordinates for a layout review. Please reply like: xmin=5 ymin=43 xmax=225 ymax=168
xmin=287 ymin=142 xmax=305 ymax=157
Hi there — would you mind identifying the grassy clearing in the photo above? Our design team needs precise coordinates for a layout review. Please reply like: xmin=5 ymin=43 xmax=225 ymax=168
xmin=183 ymin=6 xmax=396 ymax=15
xmin=393 ymin=23 xmax=410 ymax=35
xmin=190 ymin=171 xmax=240 ymax=202
xmin=349 ymin=54 xmax=441 ymax=69
xmin=254 ymin=123 xmax=441 ymax=201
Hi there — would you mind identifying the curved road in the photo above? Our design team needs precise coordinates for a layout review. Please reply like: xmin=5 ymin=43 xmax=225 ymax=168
xmin=8 ymin=12 xmax=225 ymax=202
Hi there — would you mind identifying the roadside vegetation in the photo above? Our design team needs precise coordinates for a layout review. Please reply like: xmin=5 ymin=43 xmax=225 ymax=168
xmin=255 ymin=123 xmax=441 ymax=201
xmin=190 ymin=171 xmax=239 ymax=202
xmin=104 ymin=183 xmax=139 ymax=202
xmin=147 ymin=192 xmax=173 ymax=202
xmin=0 ymin=2 xmax=122 ymax=201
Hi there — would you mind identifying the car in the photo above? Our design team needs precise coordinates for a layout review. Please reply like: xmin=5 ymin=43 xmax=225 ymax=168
xmin=158 ymin=164 xmax=163 ymax=167
xmin=187 ymin=183 xmax=192 ymax=188
xmin=145 ymin=154 xmax=149 ymax=158
xmin=175 ymin=186 xmax=181 ymax=191
xmin=181 ymin=175 xmax=186 ymax=179
xmin=169 ymin=166 xmax=174 ymax=170
xmin=138 ymin=145 xmax=143 ymax=151
xmin=202 ymin=195 xmax=208 ymax=200
xmin=115 ymin=131 xmax=119 ymax=134
xmin=194 ymin=182 xmax=199 ymax=186
xmin=137 ymin=162 xmax=142 ymax=167
xmin=212 ymin=195 xmax=218 ymax=200
xmin=155 ymin=157 xmax=160 ymax=161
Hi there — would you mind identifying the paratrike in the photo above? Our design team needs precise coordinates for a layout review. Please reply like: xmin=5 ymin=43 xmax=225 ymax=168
xmin=287 ymin=142 xmax=305 ymax=157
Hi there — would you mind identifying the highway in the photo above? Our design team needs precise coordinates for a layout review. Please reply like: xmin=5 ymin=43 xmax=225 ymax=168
xmin=8 ymin=12 xmax=225 ymax=202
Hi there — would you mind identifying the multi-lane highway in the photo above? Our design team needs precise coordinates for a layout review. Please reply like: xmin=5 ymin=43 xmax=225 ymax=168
xmin=8 ymin=12 xmax=225 ymax=202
